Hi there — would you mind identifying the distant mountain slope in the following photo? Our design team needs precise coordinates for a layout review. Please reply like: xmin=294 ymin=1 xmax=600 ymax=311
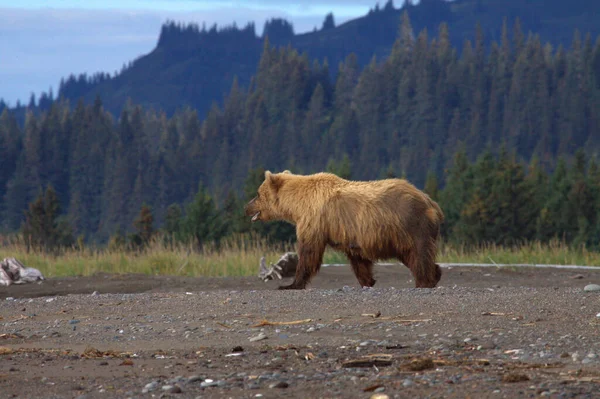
xmin=11 ymin=0 xmax=600 ymax=119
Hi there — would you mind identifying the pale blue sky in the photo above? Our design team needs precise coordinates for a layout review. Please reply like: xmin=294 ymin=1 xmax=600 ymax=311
xmin=0 ymin=0 xmax=389 ymax=105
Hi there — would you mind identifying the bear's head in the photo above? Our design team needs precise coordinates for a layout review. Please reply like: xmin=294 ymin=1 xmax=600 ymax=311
xmin=244 ymin=170 xmax=292 ymax=222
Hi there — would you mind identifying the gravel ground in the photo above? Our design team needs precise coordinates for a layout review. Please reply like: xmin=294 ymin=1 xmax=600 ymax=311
xmin=1 ymin=265 xmax=600 ymax=399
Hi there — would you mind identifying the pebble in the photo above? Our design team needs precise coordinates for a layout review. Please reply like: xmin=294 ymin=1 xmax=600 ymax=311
xmin=142 ymin=381 xmax=159 ymax=393
xmin=187 ymin=375 xmax=203 ymax=383
xmin=200 ymin=380 xmax=221 ymax=388
xmin=402 ymin=379 xmax=413 ymax=387
xmin=249 ymin=332 xmax=267 ymax=342
xmin=269 ymin=381 xmax=289 ymax=389
xmin=370 ymin=394 xmax=389 ymax=399
xmin=583 ymin=284 xmax=600 ymax=292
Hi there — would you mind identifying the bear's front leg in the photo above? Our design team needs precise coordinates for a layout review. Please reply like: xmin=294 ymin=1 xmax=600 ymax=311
xmin=278 ymin=241 xmax=325 ymax=290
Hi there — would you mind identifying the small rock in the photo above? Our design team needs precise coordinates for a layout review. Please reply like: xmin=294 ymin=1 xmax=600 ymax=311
xmin=187 ymin=375 xmax=203 ymax=383
xmin=165 ymin=385 xmax=182 ymax=394
xmin=570 ymin=274 xmax=584 ymax=279
xmin=583 ymin=284 xmax=600 ymax=292
xmin=370 ymin=394 xmax=389 ymax=399
xmin=596 ymin=312 xmax=600 ymax=318
xmin=64 ymin=365 xmax=73 ymax=369
xmin=69 ymin=319 xmax=80 ymax=325
xmin=582 ymin=358 xmax=593 ymax=365
xmin=269 ymin=381 xmax=289 ymax=389
xmin=200 ymin=380 xmax=220 ymax=388
xmin=249 ymin=332 xmax=267 ymax=342
xmin=306 ymin=327 xmax=316 ymax=333
xmin=142 ymin=381 xmax=159 ymax=393
xmin=374 ymin=387 xmax=386 ymax=392
xmin=402 ymin=379 xmax=413 ymax=387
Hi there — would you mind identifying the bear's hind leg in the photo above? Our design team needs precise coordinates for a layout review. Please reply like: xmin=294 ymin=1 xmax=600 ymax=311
xmin=347 ymin=254 xmax=376 ymax=287
xmin=279 ymin=241 xmax=325 ymax=290
xmin=398 ymin=246 xmax=441 ymax=288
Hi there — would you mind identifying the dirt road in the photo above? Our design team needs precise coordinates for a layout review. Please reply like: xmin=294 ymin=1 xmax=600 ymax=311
xmin=1 ymin=265 xmax=600 ymax=398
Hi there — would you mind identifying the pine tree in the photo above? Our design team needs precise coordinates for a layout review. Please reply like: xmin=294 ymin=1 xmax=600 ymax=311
xmin=179 ymin=183 xmax=226 ymax=249
xmin=21 ymin=185 xmax=73 ymax=253
xmin=132 ymin=204 xmax=155 ymax=247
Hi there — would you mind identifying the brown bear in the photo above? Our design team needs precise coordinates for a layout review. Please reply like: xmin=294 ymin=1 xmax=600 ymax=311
xmin=244 ymin=170 xmax=444 ymax=290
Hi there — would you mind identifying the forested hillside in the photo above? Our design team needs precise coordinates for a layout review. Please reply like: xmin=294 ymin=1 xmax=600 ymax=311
xmin=1 ymin=11 xmax=600 ymax=249
xmin=6 ymin=0 xmax=599 ymax=121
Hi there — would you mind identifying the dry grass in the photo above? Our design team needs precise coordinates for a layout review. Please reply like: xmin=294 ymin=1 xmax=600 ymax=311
xmin=0 ymin=235 xmax=598 ymax=278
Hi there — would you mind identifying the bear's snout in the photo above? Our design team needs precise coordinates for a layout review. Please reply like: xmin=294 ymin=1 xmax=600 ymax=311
xmin=244 ymin=197 xmax=261 ymax=222
xmin=244 ymin=197 xmax=256 ymax=215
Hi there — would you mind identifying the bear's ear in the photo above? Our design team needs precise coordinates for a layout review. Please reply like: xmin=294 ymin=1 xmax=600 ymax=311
xmin=265 ymin=170 xmax=284 ymax=192
xmin=282 ymin=170 xmax=292 ymax=174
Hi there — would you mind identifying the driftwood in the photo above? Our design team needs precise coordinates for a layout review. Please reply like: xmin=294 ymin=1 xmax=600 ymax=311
xmin=258 ymin=252 xmax=299 ymax=281
xmin=0 ymin=257 xmax=45 ymax=286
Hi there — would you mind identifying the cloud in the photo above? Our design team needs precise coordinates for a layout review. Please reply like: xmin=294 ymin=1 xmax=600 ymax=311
xmin=0 ymin=3 xmax=377 ymax=104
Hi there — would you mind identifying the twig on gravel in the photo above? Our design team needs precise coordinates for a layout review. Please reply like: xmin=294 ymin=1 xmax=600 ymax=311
xmin=363 ymin=384 xmax=384 ymax=392
xmin=342 ymin=354 xmax=393 ymax=368
xmin=0 ymin=333 xmax=22 ymax=339
xmin=216 ymin=322 xmax=233 ymax=329
xmin=252 ymin=318 xmax=312 ymax=327
xmin=81 ymin=346 xmax=131 ymax=359
xmin=393 ymin=318 xmax=432 ymax=323
xmin=481 ymin=312 xmax=511 ymax=316
xmin=361 ymin=311 xmax=382 ymax=318
xmin=0 ymin=346 xmax=13 ymax=355
xmin=7 ymin=315 xmax=29 ymax=322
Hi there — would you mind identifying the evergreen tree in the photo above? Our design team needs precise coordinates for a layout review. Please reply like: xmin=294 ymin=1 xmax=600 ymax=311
xmin=21 ymin=185 xmax=74 ymax=253
xmin=179 ymin=183 xmax=226 ymax=248
xmin=132 ymin=204 xmax=155 ymax=247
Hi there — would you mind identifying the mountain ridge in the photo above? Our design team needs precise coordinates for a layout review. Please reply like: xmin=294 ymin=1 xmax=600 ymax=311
xmin=3 ymin=0 xmax=599 ymax=120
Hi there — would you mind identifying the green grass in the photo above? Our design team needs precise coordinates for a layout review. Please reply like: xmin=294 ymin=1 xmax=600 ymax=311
xmin=1 ymin=235 xmax=599 ymax=279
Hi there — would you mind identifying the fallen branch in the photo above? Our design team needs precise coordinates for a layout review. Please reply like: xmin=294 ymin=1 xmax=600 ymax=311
xmin=394 ymin=319 xmax=432 ymax=323
xmin=252 ymin=318 xmax=312 ymax=327
xmin=342 ymin=354 xmax=393 ymax=368
xmin=361 ymin=311 xmax=382 ymax=318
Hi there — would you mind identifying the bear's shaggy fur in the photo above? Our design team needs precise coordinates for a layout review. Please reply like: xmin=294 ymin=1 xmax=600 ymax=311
xmin=244 ymin=170 xmax=444 ymax=290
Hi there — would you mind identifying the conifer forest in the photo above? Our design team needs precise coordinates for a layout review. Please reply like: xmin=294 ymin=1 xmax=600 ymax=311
xmin=1 ymin=11 xmax=600 ymax=252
